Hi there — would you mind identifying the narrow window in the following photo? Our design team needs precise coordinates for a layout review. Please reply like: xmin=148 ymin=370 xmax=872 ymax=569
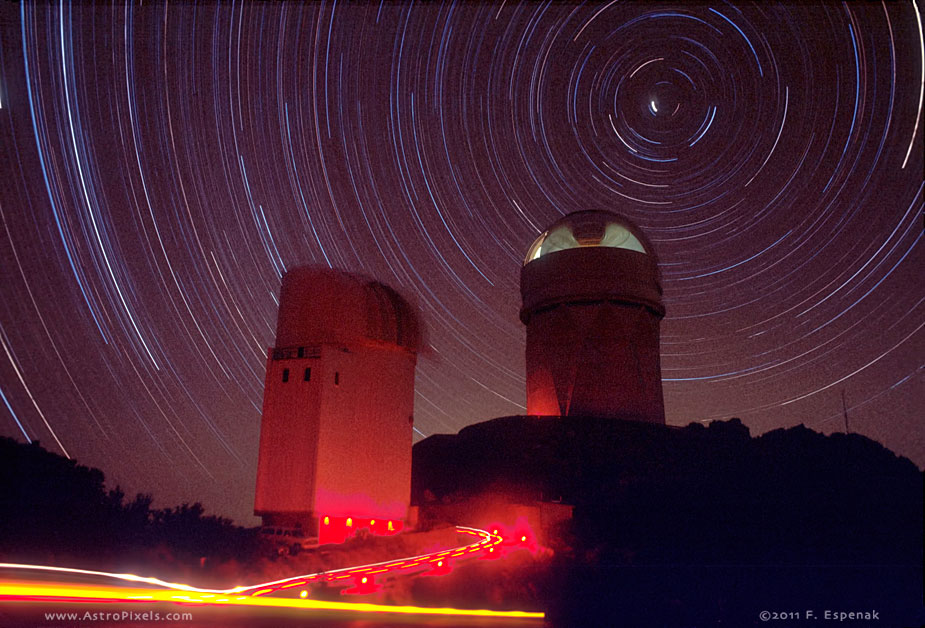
xmin=298 ymin=347 xmax=304 ymax=358
xmin=303 ymin=367 xmax=311 ymax=382
xmin=334 ymin=372 xmax=340 ymax=386
xmin=282 ymin=368 xmax=289 ymax=383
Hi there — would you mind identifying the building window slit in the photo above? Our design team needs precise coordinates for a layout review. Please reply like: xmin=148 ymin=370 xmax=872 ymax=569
xmin=282 ymin=368 xmax=289 ymax=383
xmin=304 ymin=367 xmax=311 ymax=382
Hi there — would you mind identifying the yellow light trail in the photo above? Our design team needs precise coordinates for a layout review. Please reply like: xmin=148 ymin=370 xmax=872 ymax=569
xmin=0 ymin=526 xmax=542 ymax=621
xmin=0 ymin=581 xmax=543 ymax=619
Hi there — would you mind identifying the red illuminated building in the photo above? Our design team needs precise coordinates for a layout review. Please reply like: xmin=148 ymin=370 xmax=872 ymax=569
xmin=520 ymin=211 xmax=666 ymax=423
xmin=254 ymin=267 xmax=421 ymax=545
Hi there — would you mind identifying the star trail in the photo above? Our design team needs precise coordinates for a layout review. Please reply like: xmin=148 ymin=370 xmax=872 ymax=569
xmin=0 ymin=1 xmax=922 ymax=523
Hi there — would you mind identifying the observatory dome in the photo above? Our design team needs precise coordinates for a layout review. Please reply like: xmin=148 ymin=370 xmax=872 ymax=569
xmin=519 ymin=210 xmax=666 ymax=421
xmin=520 ymin=210 xmax=663 ymax=321
xmin=524 ymin=210 xmax=651 ymax=265
xmin=275 ymin=266 xmax=421 ymax=352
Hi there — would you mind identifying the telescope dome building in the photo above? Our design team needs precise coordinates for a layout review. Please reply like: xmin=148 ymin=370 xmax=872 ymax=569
xmin=520 ymin=210 xmax=666 ymax=423
xmin=254 ymin=267 xmax=421 ymax=545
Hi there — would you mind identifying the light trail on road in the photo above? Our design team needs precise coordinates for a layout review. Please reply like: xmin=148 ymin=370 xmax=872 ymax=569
xmin=0 ymin=581 xmax=542 ymax=620
xmin=0 ymin=526 xmax=543 ymax=622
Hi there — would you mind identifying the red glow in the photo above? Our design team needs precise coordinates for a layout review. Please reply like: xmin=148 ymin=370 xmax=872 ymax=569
xmin=482 ymin=518 xmax=540 ymax=555
xmin=340 ymin=575 xmax=375 ymax=595
xmin=318 ymin=515 xmax=403 ymax=545
xmin=0 ymin=524 xmax=511 ymax=615
xmin=422 ymin=558 xmax=451 ymax=577
xmin=244 ymin=525 xmax=503 ymax=597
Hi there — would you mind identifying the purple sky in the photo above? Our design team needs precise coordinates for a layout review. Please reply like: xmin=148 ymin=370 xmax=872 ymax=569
xmin=1 ymin=2 xmax=922 ymax=524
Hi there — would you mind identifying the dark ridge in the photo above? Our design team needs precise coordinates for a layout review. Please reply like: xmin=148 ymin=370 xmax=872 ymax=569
xmin=414 ymin=416 xmax=921 ymax=563
xmin=413 ymin=416 xmax=924 ymax=625
xmin=0 ymin=436 xmax=255 ymax=575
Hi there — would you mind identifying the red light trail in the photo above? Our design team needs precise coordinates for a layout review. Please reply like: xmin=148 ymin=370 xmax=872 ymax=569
xmin=0 ymin=526 xmax=543 ymax=622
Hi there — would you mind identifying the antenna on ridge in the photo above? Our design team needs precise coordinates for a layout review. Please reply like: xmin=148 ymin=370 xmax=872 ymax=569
xmin=841 ymin=389 xmax=850 ymax=434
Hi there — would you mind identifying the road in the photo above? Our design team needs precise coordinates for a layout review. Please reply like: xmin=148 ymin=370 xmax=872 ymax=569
xmin=0 ymin=526 xmax=544 ymax=626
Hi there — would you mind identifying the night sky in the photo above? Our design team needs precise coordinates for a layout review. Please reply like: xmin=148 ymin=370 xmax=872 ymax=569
xmin=1 ymin=2 xmax=922 ymax=525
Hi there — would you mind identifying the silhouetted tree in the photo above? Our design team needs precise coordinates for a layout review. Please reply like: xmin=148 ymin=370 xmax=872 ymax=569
xmin=413 ymin=416 xmax=924 ymax=625
xmin=0 ymin=437 xmax=256 ymax=572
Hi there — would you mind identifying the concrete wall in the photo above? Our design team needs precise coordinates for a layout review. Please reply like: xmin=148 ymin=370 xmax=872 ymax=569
xmin=525 ymin=301 xmax=664 ymax=422
xmin=254 ymin=349 xmax=323 ymax=518
xmin=313 ymin=344 xmax=414 ymax=520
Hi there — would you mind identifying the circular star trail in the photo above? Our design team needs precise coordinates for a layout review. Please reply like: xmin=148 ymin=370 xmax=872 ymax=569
xmin=0 ymin=1 xmax=922 ymax=523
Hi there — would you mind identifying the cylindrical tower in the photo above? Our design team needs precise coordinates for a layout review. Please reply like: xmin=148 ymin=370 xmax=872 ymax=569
xmin=520 ymin=210 xmax=665 ymax=423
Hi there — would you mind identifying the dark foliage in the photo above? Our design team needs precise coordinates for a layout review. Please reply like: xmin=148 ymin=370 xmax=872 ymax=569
xmin=0 ymin=437 xmax=257 ymax=573
xmin=413 ymin=417 xmax=924 ymax=625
